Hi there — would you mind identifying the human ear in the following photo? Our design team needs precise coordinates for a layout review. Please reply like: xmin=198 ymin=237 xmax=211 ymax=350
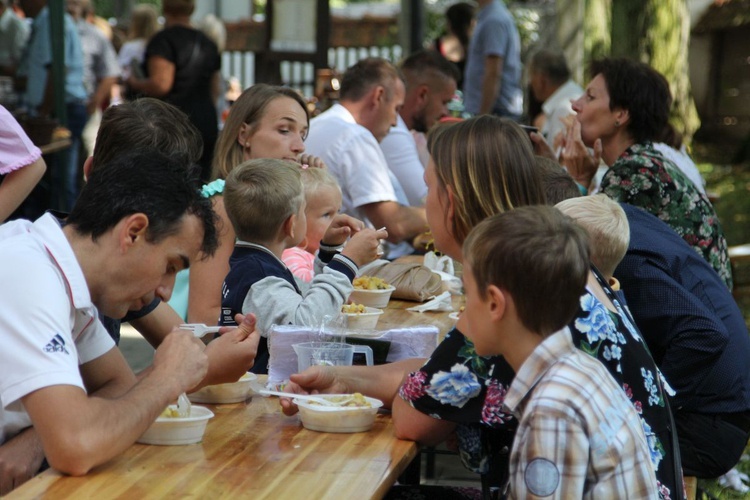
xmin=614 ymin=108 xmax=630 ymax=128
xmin=372 ymin=85 xmax=386 ymax=106
xmin=283 ymin=213 xmax=297 ymax=239
xmin=238 ymin=122 xmax=252 ymax=149
xmin=487 ymin=285 xmax=507 ymax=322
xmin=121 ymin=213 xmax=149 ymax=250
xmin=417 ymin=85 xmax=430 ymax=106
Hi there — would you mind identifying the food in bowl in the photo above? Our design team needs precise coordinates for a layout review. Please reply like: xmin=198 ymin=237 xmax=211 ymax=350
xmin=353 ymin=275 xmax=389 ymax=290
xmin=187 ymin=372 xmax=258 ymax=404
xmin=341 ymin=305 xmax=383 ymax=330
xmin=308 ymin=392 xmax=371 ymax=407
xmin=138 ymin=405 xmax=214 ymax=445
xmin=294 ymin=394 xmax=384 ymax=433
xmin=341 ymin=303 xmax=367 ymax=314
xmin=349 ymin=276 xmax=395 ymax=308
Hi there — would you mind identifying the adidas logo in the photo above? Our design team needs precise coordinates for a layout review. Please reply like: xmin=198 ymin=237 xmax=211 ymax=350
xmin=43 ymin=334 xmax=70 ymax=355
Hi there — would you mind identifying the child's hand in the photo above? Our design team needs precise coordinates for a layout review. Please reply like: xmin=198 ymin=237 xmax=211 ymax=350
xmin=297 ymin=154 xmax=326 ymax=169
xmin=341 ymin=227 xmax=388 ymax=267
xmin=322 ymin=214 xmax=365 ymax=247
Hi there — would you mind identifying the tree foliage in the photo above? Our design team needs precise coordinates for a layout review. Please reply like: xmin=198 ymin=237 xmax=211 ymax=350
xmin=583 ymin=0 xmax=700 ymax=142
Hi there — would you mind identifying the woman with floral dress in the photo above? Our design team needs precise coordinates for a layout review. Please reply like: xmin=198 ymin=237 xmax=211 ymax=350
xmin=283 ymin=116 xmax=682 ymax=499
xmin=558 ymin=57 xmax=731 ymax=289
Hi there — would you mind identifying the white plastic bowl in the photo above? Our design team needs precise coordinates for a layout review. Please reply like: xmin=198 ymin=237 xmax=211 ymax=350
xmin=294 ymin=395 xmax=384 ymax=433
xmin=342 ymin=306 xmax=383 ymax=330
xmin=348 ymin=285 xmax=395 ymax=308
xmin=137 ymin=405 xmax=214 ymax=445
xmin=188 ymin=373 xmax=258 ymax=404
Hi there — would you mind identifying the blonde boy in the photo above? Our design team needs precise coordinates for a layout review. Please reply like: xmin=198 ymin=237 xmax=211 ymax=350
xmin=461 ymin=206 xmax=657 ymax=498
xmin=555 ymin=194 xmax=630 ymax=290
xmin=220 ymin=159 xmax=385 ymax=372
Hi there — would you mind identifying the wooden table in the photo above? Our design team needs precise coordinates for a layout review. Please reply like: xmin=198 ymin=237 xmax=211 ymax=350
xmin=377 ymin=255 xmax=464 ymax=338
xmin=9 ymin=388 xmax=418 ymax=499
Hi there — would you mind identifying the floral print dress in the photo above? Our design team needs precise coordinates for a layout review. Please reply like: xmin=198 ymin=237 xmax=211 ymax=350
xmin=601 ymin=142 xmax=731 ymax=289
xmin=399 ymin=269 xmax=682 ymax=500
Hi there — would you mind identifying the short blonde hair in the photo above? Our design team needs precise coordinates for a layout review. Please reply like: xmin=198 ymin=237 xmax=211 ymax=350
xmin=128 ymin=4 xmax=159 ymax=41
xmin=301 ymin=167 xmax=340 ymax=200
xmin=224 ymin=159 xmax=304 ymax=243
xmin=555 ymin=194 xmax=630 ymax=277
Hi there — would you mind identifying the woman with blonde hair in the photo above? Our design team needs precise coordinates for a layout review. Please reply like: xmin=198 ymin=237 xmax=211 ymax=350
xmin=168 ymin=84 xmax=327 ymax=325
xmin=118 ymin=4 xmax=159 ymax=95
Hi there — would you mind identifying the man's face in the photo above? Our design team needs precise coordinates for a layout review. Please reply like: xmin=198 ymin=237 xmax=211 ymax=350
xmin=412 ymin=78 xmax=457 ymax=133
xmin=98 ymin=215 xmax=204 ymax=319
xmin=372 ymin=78 xmax=405 ymax=143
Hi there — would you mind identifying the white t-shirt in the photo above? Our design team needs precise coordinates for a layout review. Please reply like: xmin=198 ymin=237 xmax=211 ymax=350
xmin=306 ymin=104 xmax=397 ymax=223
xmin=0 ymin=214 xmax=114 ymax=444
xmin=380 ymin=114 xmax=427 ymax=207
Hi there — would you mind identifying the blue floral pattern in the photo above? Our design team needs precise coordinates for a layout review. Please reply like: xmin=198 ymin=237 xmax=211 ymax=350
xmin=424 ymin=364 xmax=482 ymax=408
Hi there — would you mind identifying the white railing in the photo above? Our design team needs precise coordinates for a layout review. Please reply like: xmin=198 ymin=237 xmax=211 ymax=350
xmin=222 ymin=45 xmax=403 ymax=98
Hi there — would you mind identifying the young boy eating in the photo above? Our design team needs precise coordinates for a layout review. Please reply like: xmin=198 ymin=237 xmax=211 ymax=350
xmin=220 ymin=159 xmax=386 ymax=373
xmin=461 ymin=206 xmax=657 ymax=497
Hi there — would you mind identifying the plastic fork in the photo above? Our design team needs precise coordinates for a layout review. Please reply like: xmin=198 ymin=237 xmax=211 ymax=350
xmin=179 ymin=323 xmax=222 ymax=338
xmin=259 ymin=389 xmax=353 ymax=407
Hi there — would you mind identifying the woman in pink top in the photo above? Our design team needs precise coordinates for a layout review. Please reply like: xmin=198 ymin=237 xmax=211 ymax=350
xmin=0 ymin=106 xmax=46 ymax=222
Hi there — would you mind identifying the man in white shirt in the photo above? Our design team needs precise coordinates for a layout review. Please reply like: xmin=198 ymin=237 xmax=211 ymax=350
xmin=0 ymin=148 xmax=257 ymax=494
xmin=306 ymin=57 xmax=427 ymax=253
xmin=528 ymin=49 xmax=583 ymax=149
xmin=380 ymin=51 xmax=459 ymax=207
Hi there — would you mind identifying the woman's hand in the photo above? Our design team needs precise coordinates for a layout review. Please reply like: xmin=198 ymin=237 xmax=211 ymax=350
xmin=559 ymin=120 xmax=602 ymax=188
xmin=279 ymin=366 xmax=350 ymax=415
xmin=298 ymin=154 xmax=326 ymax=169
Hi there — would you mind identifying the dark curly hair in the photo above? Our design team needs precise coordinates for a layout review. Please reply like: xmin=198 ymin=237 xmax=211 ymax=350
xmin=589 ymin=58 xmax=672 ymax=144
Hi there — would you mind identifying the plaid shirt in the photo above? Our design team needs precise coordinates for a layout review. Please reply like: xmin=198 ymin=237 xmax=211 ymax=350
xmin=505 ymin=328 xmax=657 ymax=499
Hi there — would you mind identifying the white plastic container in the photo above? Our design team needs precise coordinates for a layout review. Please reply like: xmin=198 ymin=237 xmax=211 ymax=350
xmin=188 ymin=373 xmax=258 ymax=404
xmin=342 ymin=306 xmax=383 ymax=330
xmin=348 ymin=285 xmax=395 ymax=308
xmin=294 ymin=395 xmax=384 ymax=433
xmin=137 ymin=406 xmax=214 ymax=445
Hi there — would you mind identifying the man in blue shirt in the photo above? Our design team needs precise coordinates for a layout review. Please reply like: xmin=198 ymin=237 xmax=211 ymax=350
xmin=616 ymin=203 xmax=750 ymax=479
xmin=17 ymin=0 xmax=87 ymax=212
xmin=463 ymin=0 xmax=522 ymax=119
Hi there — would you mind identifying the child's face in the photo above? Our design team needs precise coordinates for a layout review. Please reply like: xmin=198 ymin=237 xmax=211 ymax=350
xmin=304 ymin=186 xmax=342 ymax=253
xmin=291 ymin=199 xmax=307 ymax=248
xmin=461 ymin=261 xmax=496 ymax=357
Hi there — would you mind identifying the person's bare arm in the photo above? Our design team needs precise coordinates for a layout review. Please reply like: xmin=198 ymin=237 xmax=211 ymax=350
xmin=361 ymin=201 xmax=426 ymax=244
xmin=188 ymin=196 xmax=234 ymax=325
xmin=22 ymin=331 xmax=207 ymax=476
xmin=280 ymin=358 xmax=425 ymax=415
xmin=86 ymin=76 xmax=117 ymax=116
xmin=79 ymin=346 xmax=138 ymax=399
xmin=0 ymin=157 xmax=46 ymax=222
xmin=127 ymin=56 xmax=174 ymax=98
xmin=392 ymin=394 xmax=457 ymax=446
xmin=479 ymin=55 xmax=502 ymax=115
xmin=0 ymin=427 xmax=45 ymax=495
